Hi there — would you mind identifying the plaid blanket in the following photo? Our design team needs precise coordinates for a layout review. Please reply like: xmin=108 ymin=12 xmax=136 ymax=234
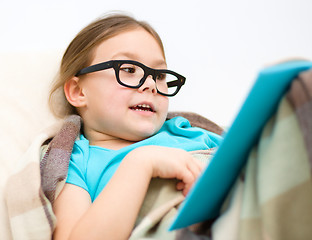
xmin=3 ymin=68 xmax=312 ymax=240
xmin=4 ymin=117 xmax=81 ymax=240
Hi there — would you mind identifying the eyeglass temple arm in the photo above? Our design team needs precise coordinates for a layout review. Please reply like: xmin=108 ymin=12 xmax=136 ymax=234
xmin=167 ymin=79 xmax=185 ymax=88
xmin=76 ymin=61 xmax=113 ymax=76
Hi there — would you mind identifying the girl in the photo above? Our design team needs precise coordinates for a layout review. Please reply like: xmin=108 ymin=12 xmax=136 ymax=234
xmin=49 ymin=13 xmax=222 ymax=240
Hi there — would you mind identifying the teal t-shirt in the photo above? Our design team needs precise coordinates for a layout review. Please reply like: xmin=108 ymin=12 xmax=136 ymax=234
xmin=66 ymin=116 xmax=223 ymax=201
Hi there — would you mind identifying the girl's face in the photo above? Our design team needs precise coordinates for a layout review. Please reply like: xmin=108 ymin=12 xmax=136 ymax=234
xmin=78 ymin=27 xmax=169 ymax=143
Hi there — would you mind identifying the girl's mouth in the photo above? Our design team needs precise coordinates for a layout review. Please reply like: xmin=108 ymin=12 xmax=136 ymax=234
xmin=130 ymin=104 xmax=155 ymax=112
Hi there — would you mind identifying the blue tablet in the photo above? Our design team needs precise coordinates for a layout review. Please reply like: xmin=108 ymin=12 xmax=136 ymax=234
xmin=169 ymin=60 xmax=312 ymax=230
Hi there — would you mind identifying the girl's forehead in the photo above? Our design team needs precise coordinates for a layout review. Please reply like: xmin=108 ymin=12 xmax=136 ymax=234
xmin=91 ymin=28 xmax=166 ymax=67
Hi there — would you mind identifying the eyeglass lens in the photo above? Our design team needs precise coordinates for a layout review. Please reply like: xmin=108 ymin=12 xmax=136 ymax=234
xmin=118 ymin=63 xmax=178 ymax=95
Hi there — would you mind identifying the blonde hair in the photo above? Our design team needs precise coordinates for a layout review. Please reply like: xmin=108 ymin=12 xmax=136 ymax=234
xmin=49 ymin=13 xmax=165 ymax=118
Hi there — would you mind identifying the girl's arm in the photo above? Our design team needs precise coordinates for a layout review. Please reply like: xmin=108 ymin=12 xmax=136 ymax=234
xmin=53 ymin=145 xmax=203 ymax=240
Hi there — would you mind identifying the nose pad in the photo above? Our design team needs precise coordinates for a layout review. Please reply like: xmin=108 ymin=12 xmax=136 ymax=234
xmin=138 ymin=75 xmax=157 ymax=94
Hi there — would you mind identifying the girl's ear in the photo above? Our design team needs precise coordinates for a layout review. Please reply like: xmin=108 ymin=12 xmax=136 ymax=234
xmin=64 ymin=77 xmax=86 ymax=108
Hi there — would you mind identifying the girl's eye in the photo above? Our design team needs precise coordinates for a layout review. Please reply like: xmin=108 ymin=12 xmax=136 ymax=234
xmin=157 ymin=73 xmax=166 ymax=80
xmin=120 ymin=65 xmax=136 ymax=73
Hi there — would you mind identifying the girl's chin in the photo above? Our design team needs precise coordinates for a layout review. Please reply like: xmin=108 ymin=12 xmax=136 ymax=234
xmin=122 ymin=118 xmax=165 ymax=141
xmin=125 ymin=128 xmax=160 ymax=142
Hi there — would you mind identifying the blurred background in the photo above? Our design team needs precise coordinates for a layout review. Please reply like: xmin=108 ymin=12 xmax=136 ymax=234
xmin=1 ymin=0 xmax=312 ymax=127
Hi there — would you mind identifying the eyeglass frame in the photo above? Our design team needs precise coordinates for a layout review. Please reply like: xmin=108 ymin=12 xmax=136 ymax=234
xmin=75 ymin=59 xmax=186 ymax=97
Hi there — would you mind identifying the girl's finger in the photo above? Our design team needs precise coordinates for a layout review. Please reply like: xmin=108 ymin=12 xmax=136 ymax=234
xmin=187 ymin=158 xmax=202 ymax=180
xmin=176 ymin=181 xmax=185 ymax=191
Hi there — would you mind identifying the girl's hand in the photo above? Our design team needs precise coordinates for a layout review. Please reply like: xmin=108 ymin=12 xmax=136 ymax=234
xmin=129 ymin=146 xmax=205 ymax=196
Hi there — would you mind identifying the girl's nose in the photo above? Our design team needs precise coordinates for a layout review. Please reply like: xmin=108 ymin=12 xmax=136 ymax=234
xmin=138 ymin=75 xmax=157 ymax=95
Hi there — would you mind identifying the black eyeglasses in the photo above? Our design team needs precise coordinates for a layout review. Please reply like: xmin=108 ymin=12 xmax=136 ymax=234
xmin=76 ymin=60 xmax=186 ymax=96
